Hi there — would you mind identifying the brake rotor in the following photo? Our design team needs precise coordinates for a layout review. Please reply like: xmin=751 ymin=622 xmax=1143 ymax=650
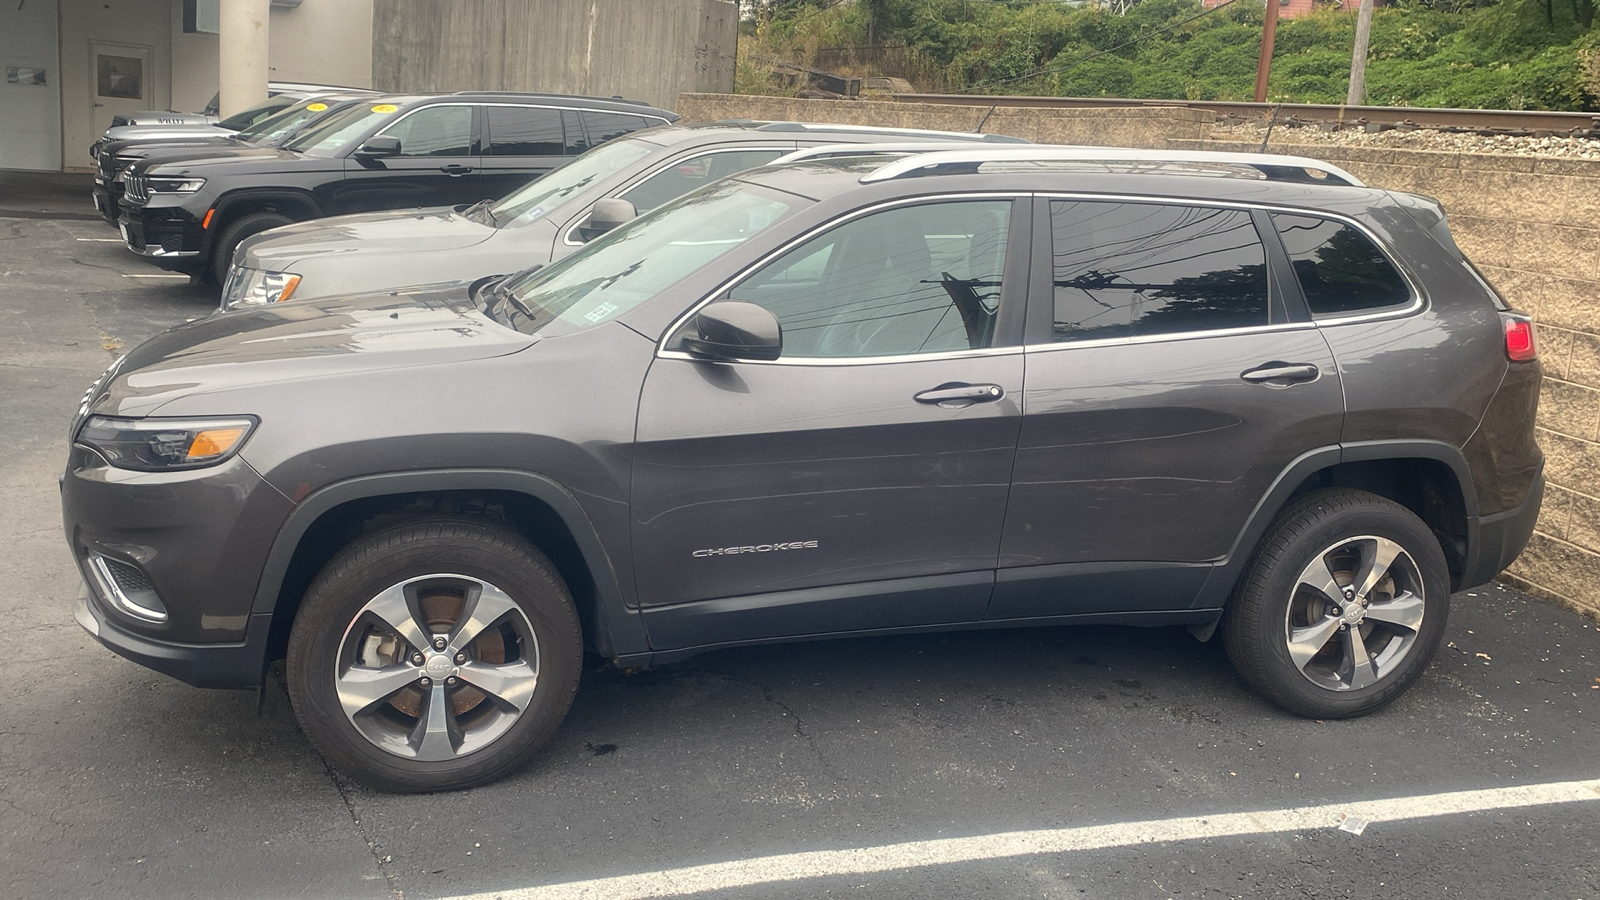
xmin=385 ymin=586 xmax=509 ymax=719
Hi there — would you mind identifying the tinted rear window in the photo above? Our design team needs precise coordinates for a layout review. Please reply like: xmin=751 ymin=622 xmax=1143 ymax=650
xmin=581 ymin=112 xmax=652 ymax=147
xmin=1050 ymin=200 xmax=1269 ymax=343
xmin=1270 ymin=213 xmax=1411 ymax=316
xmin=486 ymin=106 xmax=566 ymax=156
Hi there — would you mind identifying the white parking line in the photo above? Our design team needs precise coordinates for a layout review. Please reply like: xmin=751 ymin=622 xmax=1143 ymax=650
xmin=121 ymin=273 xmax=190 ymax=279
xmin=74 ymin=237 xmax=122 ymax=242
xmin=448 ymin=778 xmax=1600 ymax=900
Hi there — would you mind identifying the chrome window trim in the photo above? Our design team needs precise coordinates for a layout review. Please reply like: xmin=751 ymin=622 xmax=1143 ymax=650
xmin=657 ymin=345 xmax=1026 ymax=367
xmin=1023 ymin=321 xmax=1320 ymax=355
xmin=562 ymin=145 xmax=793 ymax=247
xmin=1031 ymin=191 xmax=1426 ymax=349
xmin=654 ymin=191 xmax=1026 ymax=366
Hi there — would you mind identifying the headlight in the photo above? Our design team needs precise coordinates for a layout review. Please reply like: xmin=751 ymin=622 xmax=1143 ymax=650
xmin=76 ymin=415 xmax=257 ymax=471
xmin=221 ymin=267 xmax=302 ymax=309
xmin=145 ymin=176 xmax=206 ymax=193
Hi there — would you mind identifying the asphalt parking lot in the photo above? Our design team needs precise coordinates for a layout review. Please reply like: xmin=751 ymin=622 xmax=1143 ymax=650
xmin=2 ymin=173 xmax=1598 ymax=900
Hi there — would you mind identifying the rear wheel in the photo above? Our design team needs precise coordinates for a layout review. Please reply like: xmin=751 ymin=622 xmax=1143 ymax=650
xmin=211 ymin=211 xmax=293 ymax=284
xmin=1223 ymin=488 xmax=1450 ymax=718
xmin=285 ymin=519 xmax=582 ymax=792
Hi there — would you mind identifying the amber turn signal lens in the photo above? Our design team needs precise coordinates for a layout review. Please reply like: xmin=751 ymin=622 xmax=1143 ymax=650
xmin=187 ymin=427 xmax=246 ymax=459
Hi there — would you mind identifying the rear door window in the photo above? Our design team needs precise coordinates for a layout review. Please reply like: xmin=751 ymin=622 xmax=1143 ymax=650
xmin=1049 ymin=200 xmax=1269 ymax=343
xmin=486 ymin=106 xmax=566 ymax=156
xmin=1270 ymin=213 xmax=1412 ymax=316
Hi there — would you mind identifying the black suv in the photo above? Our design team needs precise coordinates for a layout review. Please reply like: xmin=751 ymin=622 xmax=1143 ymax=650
xmin=116 ymin=92 xmax=676 ymax=282
xmin=64 ymin=147 xmax=1543 ymax=792
xmin=93 ymin=92 xmax=376 ymax=224
xmin=222 ymin=121 xmax=1026 ymax=308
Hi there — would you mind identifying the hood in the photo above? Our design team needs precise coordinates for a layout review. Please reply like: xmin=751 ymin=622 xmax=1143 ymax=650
xmin=96 ymin=284 xmax=534 ymax=418
xmin=122 ymin=143 xmax=276 ymax=172
xmin=139 ymin=147 xmax=331 ymax=178
xmin=241 ymin=206 xmax=499 ymax=268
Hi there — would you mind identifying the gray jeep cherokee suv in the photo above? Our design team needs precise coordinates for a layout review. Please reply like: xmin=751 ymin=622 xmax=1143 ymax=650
xmin=62 ymin=147 xmax=1543 ymax=792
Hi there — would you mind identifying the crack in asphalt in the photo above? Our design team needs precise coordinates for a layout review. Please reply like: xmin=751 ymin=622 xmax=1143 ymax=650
xmin=315 ymin=744 xmax=407 ymax=900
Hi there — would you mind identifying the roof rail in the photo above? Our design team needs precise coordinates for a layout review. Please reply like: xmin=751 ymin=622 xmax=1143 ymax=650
xmin=857 ymin=147 xmax=1364 ymax=187
xmin=750 ymin=122 xmax=1029 ymax=143
xmin=772 ymin=142 xmax=1031 ymax=166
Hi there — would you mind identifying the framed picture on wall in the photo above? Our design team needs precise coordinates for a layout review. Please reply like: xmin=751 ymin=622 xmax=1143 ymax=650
xmin=96 ymin=55 xmax=143 ymax=100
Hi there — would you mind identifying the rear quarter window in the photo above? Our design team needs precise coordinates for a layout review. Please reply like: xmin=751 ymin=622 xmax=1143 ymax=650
xmin=1270 ymin=213 xmax=1412 ymax=316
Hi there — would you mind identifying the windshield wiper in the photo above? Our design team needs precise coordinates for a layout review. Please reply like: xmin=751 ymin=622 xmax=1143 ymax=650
xmin=461 ymin=198 xmax=500 ymax=227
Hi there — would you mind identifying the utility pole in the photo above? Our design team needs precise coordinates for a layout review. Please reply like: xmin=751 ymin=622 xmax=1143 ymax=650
xmin=1253 ymin=0 xmax=1281 ymax=103
xmin=1347 ymin=0 xmax=1375 ymax=106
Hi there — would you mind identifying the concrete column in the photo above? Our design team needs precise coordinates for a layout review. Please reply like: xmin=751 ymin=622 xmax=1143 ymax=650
xmin=218 ymin=0 xmax=270 ymax=118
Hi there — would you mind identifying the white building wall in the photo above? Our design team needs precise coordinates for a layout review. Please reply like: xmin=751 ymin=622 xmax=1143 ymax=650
xmin=0 ymin=0 xmax=62 ymax=171
xmin=58 ymin=0 xmax=172 ymax=171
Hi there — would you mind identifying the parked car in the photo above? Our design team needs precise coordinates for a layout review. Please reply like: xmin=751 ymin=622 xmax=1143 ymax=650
xmin=222 ymin=121 xmax=1027 ymax=309
xmin=91 ymin=83 xmax=377 ymax=159
xmin=98 ymin=80 xmax=373 ymax=131
xmin=116 ymin=92 xmax=677 ymax=283
xmin=64 ymin=146 xmax=1542 ymax=792
xmin=94 ymin=92 xmax=378 ymax=223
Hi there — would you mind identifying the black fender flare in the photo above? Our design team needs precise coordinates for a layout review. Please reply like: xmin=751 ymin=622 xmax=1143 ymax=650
xmin=248 ymin=468 xmax=648 ymax=659
xmin=1194 ymin=440 xmax=1479 ymax=608
xmin=204 ymin=189 xmax=324 ymax=258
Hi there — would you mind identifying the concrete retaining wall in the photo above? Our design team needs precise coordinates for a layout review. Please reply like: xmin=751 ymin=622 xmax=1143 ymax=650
xmin=372 ymin=0 xmax=738 ymax=111
xmin=675 ymin=93 xmax=1215 ymax=146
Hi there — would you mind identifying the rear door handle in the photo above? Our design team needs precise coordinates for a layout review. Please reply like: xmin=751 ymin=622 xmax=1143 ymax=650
xmin=914 ymin=383 xmax=1004 ymax=408
xmin=439 ymin=164 xmax=474 ymax=176
xmin=1240 ymin=362 xmax=1320 ymax=385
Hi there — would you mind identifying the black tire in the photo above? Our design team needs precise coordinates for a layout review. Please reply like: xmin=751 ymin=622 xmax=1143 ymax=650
xmin=211 ymin=211 xmax=293 ymax=284
xmin=1222 ymin=488 xmax=1450 ymax=719
xmin=285 ymin=518 xmax=583 ymax=793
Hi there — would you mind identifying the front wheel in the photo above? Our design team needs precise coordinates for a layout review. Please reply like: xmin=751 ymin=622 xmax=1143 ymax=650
xmin=285 ymin=519 xmax=583 ymax=792
xmin=211 ymin=211 xmax=293 ymax=284
xmin=1223 ymin=488 xmax=1450 ymax=719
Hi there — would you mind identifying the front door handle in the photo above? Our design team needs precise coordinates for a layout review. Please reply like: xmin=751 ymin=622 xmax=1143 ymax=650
xmin=1240 ymin=362 xmax=1320 ymax=386
xmin=439 ymin=164 xmax=474 ymax=176
xmin=914 ymin=382 xmax=1004 ymax=408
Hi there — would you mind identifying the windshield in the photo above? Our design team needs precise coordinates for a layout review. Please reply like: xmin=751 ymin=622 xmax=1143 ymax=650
xmin=488 ymin=179 xmax=802 ymax=337
xmin=282 ymin=102 xmax=398 ymax=156
xmin=235 ymin=98 xmax=337 ymax=143
xmin=489 ymin=139 xmax=654 ymax=227
xmin=217 ymin=95 xmax=297 ymax=131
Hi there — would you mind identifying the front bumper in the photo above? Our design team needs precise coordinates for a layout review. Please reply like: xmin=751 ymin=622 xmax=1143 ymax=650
xmin=119 ymin=208 xmax=204 ymax=270
xmin=76 ymin=580 xmax=273 ymax=689
xmin=62 ymin=444 xmax=293 ymax=665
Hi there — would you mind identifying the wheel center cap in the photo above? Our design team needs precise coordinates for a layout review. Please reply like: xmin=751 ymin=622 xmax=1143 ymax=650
xmin=423 ymin=654 xmax=454 ymax=679
xmin=1341 ymin=604 xmax=1366 ymax=625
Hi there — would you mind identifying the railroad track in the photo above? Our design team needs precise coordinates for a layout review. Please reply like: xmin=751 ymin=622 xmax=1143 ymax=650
xmin=891 ymin=94 xmax=1600 ymax=137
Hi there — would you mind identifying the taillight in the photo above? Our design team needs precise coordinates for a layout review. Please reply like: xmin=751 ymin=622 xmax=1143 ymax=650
xmin=1502 ymin=315 xmax=1537 ymax=362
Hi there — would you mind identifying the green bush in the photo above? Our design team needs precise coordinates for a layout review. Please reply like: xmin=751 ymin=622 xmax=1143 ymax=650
xmin=746 ymin=0 xmax=1599 ymax=111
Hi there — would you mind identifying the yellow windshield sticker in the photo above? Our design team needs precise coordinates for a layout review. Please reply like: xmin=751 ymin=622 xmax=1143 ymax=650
xmin=371 ymin=103 xmax=399 ymax=113
xmin=306 ymin=102 xmax=328 ymax=112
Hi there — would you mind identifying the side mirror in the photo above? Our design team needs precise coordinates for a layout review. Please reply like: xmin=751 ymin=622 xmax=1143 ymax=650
xmin=354 ymin=135 xmax=401 ymax=160
xmin=682 ymin=300 xmax=782 ymax=362
xmin=576 ymin=198 xmax=637 ymax=242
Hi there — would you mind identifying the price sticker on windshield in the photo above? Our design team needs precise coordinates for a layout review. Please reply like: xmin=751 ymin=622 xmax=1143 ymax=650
xmin=306 ymin=102 xmax=328 ymax=112
xmin=371 ymin=103 xmax=399 ymax=114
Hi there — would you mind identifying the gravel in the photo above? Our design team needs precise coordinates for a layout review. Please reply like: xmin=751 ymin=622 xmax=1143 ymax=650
xmin=1213 ymin=120 xmax=1600 ymax=160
